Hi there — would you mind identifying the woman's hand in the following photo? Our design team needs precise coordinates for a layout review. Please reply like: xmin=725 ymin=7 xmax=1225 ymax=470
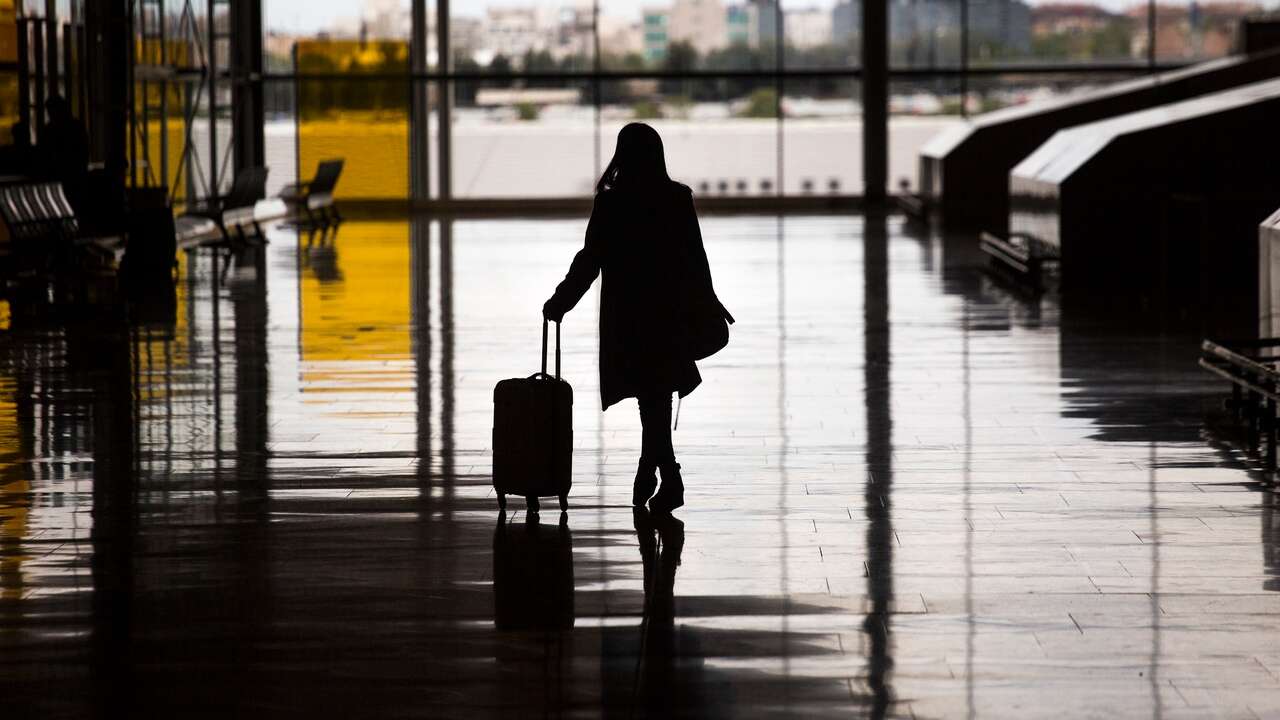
xmin=543 ymin=297 xmax=565 ymax=323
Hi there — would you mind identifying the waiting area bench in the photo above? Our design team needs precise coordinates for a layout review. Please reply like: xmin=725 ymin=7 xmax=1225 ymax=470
xmin=0 ymin=181 xmax=122 ymax=268
xmin=181 ymin=166 xmax=269 ymax=243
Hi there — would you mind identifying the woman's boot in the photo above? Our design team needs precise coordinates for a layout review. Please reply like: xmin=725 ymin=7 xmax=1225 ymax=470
xmin=633 ymin=459 xmax=658 ymax=507
xmin=649 ymin=462 xmax=684 ymax=514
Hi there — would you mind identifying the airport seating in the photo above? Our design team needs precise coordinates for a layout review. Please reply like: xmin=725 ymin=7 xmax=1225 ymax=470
xmin=184 ymin=166 xmax=268 ymax=228
xmin=0 ymin=182 xmax=121 ymax=264
xmin=0 ymin=181 xmax=124 ymax=305
xmin=1005 ymin=77 xmax=1280 ymax=335
xmin=180 ymin=165 xmax=269 ymax=250
xmin=179 ymin=196 xmax=290 ymax=279
xmin=915 ymin=46 xmax=1280 ymax=234
xmin=279 ymin=159 xmax=344 ymax=226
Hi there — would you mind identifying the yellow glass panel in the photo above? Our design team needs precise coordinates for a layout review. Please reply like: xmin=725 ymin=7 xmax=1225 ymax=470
xmin=136 ymin=37 xmax=197 ymax=70
xmin=0 ymin=1 xmax=15 ymax=65
xmin=0 ymin=71 xmax=15 ymax=136
xmin=295 ymin=40 xmax=409 ymax=201
xmin=299 ymin=220 xmax=411 ymax=374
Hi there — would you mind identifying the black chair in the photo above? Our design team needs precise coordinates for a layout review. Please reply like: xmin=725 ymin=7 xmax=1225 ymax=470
xmin=182 ymin=166 xmax=268 ymax=246
xmin=186 ymin=166 xmax=268 ymax=218
xmin=280 ymin=159 xmax=344 ymax=227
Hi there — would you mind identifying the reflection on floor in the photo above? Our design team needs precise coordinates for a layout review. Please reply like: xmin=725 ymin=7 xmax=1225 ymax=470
xmin=0 ymin=213 xmax=1275 ymax=718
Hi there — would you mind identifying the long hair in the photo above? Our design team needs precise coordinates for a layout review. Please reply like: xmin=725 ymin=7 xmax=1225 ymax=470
xmin=596 ymin=122 xmax=672 ymax=194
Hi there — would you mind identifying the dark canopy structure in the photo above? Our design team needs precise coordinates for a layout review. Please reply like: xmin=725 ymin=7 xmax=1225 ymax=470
xmin=1008 ymin=77 xmax=1280 ymax=334
xmin=918 ymin=47 xmax=1280 ymax=235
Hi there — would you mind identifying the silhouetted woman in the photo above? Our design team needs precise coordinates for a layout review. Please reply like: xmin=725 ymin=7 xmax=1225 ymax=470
xmin=544 ymin=123 xmax=733 ymax=514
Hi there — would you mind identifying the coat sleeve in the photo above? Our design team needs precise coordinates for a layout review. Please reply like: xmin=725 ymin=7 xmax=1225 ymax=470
xmin=546 ymin=194 xmax=607 ymax=319
xmin=685 ymin=191 xmax=735 ymax=324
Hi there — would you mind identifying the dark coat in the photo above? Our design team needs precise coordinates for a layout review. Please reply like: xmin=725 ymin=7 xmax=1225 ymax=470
xmin=547 ymin=182 xmax=731 ymax=410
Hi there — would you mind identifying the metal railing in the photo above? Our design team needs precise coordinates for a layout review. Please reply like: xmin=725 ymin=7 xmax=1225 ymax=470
xmin=1199 ymin=338 xmax=1280 ymax=470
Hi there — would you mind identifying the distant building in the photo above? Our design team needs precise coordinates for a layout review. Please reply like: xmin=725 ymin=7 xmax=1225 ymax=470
xmin=361 ymin=0 xmax=411 ymax=39
xmin=1031 ymin=3 xmax=1119 ymax=36
xmin=970 ymin=0 xmax=1032 ymax=54
xmin=483 ymin=7 xmax=556 ymax=60
xmin=599 ymin=16 xmax=645 ymax=58
xmin=886 ymin=0 xmax=1030 ymax=57
xmin=642 ymin=8 xmax=670 ymax=63
xmin=727 ymin=4 xmax=753 ymax=45
xmin=555 ymin=5 xmax=595 ymax=61
xmin=752 ymin=0 xmax=779 ymax=47
xmin=785 ymin=7 xmax=833 ymax=48
xmin=452 ymin=17 xmax=484 ymax=59
xmin=832 ymin=0 xmax=861 ymax=46
xmin=669 ymin=0 xmax=730 ymax=55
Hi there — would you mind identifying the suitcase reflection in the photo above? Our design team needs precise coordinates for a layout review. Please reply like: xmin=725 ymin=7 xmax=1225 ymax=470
xmin=493 ymin=511 xmax=576 ymax=630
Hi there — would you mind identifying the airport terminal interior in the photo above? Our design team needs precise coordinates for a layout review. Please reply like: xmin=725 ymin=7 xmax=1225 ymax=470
xmin=7 ymin=1 xmax=1280 ymax=717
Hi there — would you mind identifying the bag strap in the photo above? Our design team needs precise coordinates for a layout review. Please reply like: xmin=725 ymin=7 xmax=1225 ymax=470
xmin=541 ymin=318 xmax=561 ymax=380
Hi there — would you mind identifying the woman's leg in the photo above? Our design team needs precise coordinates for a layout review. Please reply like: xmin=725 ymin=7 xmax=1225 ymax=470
xmin=641 ymin=393 xmax=684 ymax=513
xmin=634 ymin=392 xmax=671 ymax=506
xmin=638 ymin=392 xmax=675 ymax=466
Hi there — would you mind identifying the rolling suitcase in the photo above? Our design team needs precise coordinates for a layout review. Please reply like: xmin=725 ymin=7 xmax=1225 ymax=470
xmin=493 ymin=319 xmax=573 ymax=512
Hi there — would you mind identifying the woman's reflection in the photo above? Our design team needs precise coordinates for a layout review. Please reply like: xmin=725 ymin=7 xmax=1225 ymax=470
xmin=633 ymin=508 xmax=706 ymax=716
xmin=492 ymin=510 xmax=575 ymax=631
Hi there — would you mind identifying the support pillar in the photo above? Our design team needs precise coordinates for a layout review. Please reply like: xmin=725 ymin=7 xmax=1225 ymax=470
xmin=411 ymin=0 xmax=431 ymax=202
xmin=862 ymin=0 xmax=888 ymax=204
xmin=231 ymin=0 xmax=265 ymax=177
xmin=436 ymin=0 xmax=452 ymax=200
xmin=84 ymin=0 xmax=129 ymax=181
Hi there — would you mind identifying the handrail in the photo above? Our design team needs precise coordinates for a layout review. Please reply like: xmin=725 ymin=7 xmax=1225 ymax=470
xmin=1199 ymin=337 xmax=1280 ymax=473
xmin=1198 ymin=358 xmax=1280 ymax=404
xmin=1202 ymin=339 xmax=1280 ymax=382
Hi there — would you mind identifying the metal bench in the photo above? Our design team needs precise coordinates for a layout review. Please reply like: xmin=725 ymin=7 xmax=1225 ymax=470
xmin=0 ymin=182 xmax=121 ymax=263
xmin=181 ymin=166 xmax=268 ymax=247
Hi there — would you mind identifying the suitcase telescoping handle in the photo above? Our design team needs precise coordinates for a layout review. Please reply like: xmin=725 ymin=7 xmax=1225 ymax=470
xmin=540 ymin=318 xmax=561 ymax=380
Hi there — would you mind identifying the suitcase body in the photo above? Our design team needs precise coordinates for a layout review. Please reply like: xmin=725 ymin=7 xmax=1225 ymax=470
xmin=493 ymin=320 xmax=573 ymax=511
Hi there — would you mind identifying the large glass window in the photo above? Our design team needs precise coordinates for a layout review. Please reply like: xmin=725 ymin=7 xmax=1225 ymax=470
xmin=260 ymin=0 xmax=1235 ymax=201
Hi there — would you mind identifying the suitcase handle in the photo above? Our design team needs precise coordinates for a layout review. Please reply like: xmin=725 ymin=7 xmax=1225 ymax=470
xmin=540 ymin=318 xmax=561 ymax=380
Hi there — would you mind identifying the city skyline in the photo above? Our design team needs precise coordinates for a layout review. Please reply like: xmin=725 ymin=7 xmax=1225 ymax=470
xmin=266 ymin=0 xmax=1189 ymax=33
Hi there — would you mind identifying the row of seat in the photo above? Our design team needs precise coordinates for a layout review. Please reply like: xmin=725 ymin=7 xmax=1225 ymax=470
xmin=178 ymin=158 xmax=345 ymax=251
xmin=0 ymin=158 xmax=345 ymax=303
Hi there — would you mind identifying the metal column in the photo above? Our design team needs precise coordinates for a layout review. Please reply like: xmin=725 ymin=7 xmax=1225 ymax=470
xmin=231 ymin=0 xmax=264 ymax=176
xmin=84 ymin=0 xmax=130 ymax=180
xmin=44 ymin=0 xmax=58 ymax=97
xmin=862 ymin=0 xmax=888 ymax=203
xmin=410 ymin=0 xmax=431 ymax=202
xmin=436 ymin=0 xmax=452 ymax=200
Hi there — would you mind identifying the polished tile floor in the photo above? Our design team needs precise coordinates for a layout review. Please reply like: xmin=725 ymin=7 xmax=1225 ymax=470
xmin=0 ymin=213 xmax=1273 ymax=718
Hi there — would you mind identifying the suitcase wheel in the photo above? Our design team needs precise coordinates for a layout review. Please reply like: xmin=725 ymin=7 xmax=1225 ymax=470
xmin=497 ymin=492 xmax=506 ymax=511
xmin=559 ymin=494 xmax=568 ymax=512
